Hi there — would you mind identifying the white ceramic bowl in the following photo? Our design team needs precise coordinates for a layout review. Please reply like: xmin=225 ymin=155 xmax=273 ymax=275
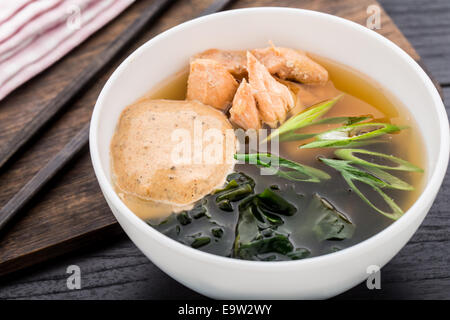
xmin=90 ymin=8 xmax=449 ymax=299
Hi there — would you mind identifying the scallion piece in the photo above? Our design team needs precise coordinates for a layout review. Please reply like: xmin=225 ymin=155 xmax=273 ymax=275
xmin=319 ymin=158 xmax=404 ymax=220
xmin=278 ymin=115 xmax=372 ymax=142
xmin=361 ymin=166 xmax=414 ymax=191
xmin=335 ymin=148 xmax=424 ymax=172
xmin=234 ymin=153 xmax=330 ymax=182
xmin=264 ymin=95 xmax=343 ymax=142
xmin=300 ymin=122 xmax=404 ymax=149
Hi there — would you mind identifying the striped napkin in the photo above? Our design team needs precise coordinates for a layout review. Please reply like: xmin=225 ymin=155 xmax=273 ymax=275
xmin=0 ymin=0 xmax=135 ymax=101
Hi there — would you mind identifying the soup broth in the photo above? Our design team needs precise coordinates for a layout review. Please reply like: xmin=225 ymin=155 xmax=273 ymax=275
xmin=115 ymin=53 xmax=425 ymax=261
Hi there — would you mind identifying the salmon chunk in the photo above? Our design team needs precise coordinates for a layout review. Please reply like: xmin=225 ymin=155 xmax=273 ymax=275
xmin=247 ymin=51 xmax=295 ymax=128
xmin=252 ymin=46 xmax=328 ymax=85
xmin=187 ymin=58 xmax=238 ymax=111
xmin=194 ymin=49 xmax=247 ymax=78
xmin=229 ymin=79 xmax=261 ymax=130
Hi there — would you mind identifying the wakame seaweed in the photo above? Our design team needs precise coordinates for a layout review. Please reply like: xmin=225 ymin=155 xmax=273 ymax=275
xmin=309 ymin=194 xmax=355 ymax=241
xmin=150 ymin=172 xmax=257 ymax=258
xmin=151 ymin=172 xmax=356 ymax=261
xmin=234 ymin=197 xmax=298 ymax=261
xmin=237 ymin=234 xmax=294 ymax=260
xmin=233 ymin=188 xmax=354 ymax=261
xmin=214 ymin=172 xmax=256 ymax=208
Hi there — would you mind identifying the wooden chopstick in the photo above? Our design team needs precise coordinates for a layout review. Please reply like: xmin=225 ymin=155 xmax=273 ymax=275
xmin=0 ymin=122 xmax=90 ymax=230
xmin=0 ymin=0 xmax=236 ymax=232
xmin=0 ymin=0 xmax=176 ymax=171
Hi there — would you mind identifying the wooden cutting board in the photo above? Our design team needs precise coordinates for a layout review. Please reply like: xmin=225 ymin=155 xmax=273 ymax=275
xmin=0 ymin=0 xmax=440 ymax=276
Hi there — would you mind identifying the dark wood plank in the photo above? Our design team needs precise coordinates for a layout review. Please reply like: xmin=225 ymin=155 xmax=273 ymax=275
xmin=0 ymin=236 xmax=204 ymax=300
xmin=0 ymin=0 xmax=446 ymax=300
xmin=378 ymin=0 xmax=450 ymax=85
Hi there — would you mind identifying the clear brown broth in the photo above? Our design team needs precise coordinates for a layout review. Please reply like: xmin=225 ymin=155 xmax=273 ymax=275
xmin=136 ymin=55 xmax=426 ymax=258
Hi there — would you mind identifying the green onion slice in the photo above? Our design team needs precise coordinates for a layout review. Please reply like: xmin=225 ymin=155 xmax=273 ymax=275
xmin=335 ymin=148 xmax=424 ymax=172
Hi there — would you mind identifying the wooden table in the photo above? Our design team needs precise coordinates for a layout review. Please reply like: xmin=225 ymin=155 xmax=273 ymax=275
xmin=0 ymin=0 xmax=449 ymax=299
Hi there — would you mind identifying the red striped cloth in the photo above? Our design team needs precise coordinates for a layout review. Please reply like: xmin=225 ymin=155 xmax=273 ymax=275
xmin=0 ymin=0 xmax=135 ymax=101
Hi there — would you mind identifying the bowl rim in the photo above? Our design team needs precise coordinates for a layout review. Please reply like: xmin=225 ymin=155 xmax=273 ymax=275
xmin=90 ymin=7 xmax=450 ymax=270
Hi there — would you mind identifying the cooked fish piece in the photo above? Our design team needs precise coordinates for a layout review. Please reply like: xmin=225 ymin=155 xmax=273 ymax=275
xmin=247 ymin=51 xmax=295 ymax=128
xmin=229 ymin=79 xmax=261 ymax=130
xmin=187 ymin=58 xmax=238 ymax=111
xmin=194 ymin=48 xmax=247 ymax=78
xmin=194 ymin=46 xmax=328 ymax=85
xmin=252 ymin=46 xmax=328 ymax=85
xmin=111 ymin=99 xmax=236 ymax=219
